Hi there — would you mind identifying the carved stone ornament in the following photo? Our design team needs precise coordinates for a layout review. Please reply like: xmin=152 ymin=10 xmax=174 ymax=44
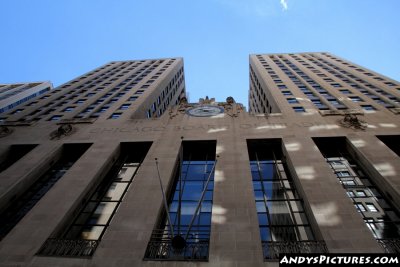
xmin=169 ymin=97 xmax=194 ymax=119
xmin=338 ymin=114 xmax=367 ymax=131
xmin=0 ymin=125 xmax=13 ymax=138
xmin=221 ymin=96 xmax=243 ymax=118
xmin=50 ymin=124 xmax=75 ymax=140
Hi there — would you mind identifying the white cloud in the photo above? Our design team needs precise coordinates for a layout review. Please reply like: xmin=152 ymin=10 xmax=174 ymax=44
xmin=280 ymin=0 xmax=288 ymax=10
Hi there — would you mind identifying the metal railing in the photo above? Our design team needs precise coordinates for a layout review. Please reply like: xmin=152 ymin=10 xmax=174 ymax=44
xmin=37 ymin=238 xmax=99 ymax=257
xmin=144 ymin=228 xmax=209 ymax=261
xmin=377 ymin=239 xmax=400 ymax=253
xmin=263 ymin=241 xmax=328 ymax=260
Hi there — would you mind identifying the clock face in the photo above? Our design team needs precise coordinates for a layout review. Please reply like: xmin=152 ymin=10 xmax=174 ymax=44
xmin=187 ymin=105 xmax=224 ymax=117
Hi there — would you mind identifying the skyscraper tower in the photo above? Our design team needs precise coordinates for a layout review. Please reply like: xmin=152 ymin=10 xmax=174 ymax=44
xmin=1 ymin=58 xmax=185 ymax=124
xmin=249 ymin=52 xmax=400 ymax=116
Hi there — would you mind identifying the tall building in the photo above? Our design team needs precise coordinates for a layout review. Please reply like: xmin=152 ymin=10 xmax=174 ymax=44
xmin=0 ymin=53 xmax=399 ymax=266
xmin=0 ymin=58 xmax=185 ymax=125
xmin=249 ymin=52 xmax=400 ymax=115
xmin=0 ymin=81 xmax=52 ymax=116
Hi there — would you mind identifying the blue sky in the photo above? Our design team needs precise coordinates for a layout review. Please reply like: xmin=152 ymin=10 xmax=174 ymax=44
xmin=1 ymin=0 xmax=399 ymax=107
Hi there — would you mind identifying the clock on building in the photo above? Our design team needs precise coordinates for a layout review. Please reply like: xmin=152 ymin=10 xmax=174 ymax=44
xmin=186 ymin=105 xmax=224 ymax=117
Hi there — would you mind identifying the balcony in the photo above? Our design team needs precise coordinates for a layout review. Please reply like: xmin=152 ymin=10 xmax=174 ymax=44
xmin=143 ymin=228 xmax=209 ymax=261
xmin=37 ymin=238 xmax=98 ymax=257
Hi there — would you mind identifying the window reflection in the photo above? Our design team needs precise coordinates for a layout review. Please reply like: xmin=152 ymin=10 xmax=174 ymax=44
xmin=145 ymin=140 xmax=216 ymax=261
xmin=247 ymin=140 xmax=319 ymax=259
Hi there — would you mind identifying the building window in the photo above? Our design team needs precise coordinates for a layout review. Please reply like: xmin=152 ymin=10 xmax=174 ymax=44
xmin=349 ymin=96 xmax=363 ymax=102
xmin=37 ymin=142 xmax=151 ymax=257
xmin=144 ymin=141 xmax=217 ymax=261
xmin=361 ymin=105 xmax=376 ymax=111
xmin=63 ymin=107 xmax=75 ymax=112
xmin=109 ymin=113 xmax=122 ymax=119
xmin=1 ymin=144 xmax=91 ymax=241
xmin=287 ymin=98 xmax=298 ymax=104
xmin=119 ymin=104 xmax=131 ymax=110
xmin=247 ymin=140 xmax=327 ymax=260
xmin=282 ymin=91 xmax=292 ymax=96
xmin=128 ymin=96 xmax=138 ymax=101
xmin=49 ymin=115 xmax=62 ymax=121
xmin=313 ymin=137 xmax=400 ymax=252
xmin=293 ymin=106 xmax=305 ymax=112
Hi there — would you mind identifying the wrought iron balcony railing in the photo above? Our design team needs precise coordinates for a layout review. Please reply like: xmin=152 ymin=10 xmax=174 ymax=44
xmin=37 ymin=238 xmax=98 ymax=257
xmin=144 ymin=240 xmax=209 ymax=261
xmin=377 ymin=239 xmax=400 ymax=253
xmin=263 ymin=240 xmax=328 ymax=260
xmin=143 ymin=228 xmax=209 ymax=261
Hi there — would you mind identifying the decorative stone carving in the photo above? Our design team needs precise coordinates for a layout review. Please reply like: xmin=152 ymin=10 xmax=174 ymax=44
xmin=50 ymin=124 xmax=75 ymax=140
xmin=0 ymin=125 xmax=13 ymax=138
xmin=338 ymin=114 xmax=367 ymax=131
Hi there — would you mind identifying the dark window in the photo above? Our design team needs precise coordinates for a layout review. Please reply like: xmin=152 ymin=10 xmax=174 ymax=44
xmin=119 ymin=104 xmax=131 ymax=110
xmin=247 ymin=140 xmax=327 ymax=260
xmin=144 ymin=141 xmax=216 ymax=261
xmin=109 ymin=113 xmax=122 ymax=119
xmin=282 ymin=91 xmax=292 ymax=96
xmin=293 ymin=106 xmax=305 ymax=112
xmin=63 ymin=107 xmax=74 ymax=112
xmin=287 ymin=98 xmax=298 ymax=104
xmin=0 ymin=144 xmax=91 ymax=241
xmin=349 ymin=96 xmax=363 ymax=102
xmin=37 ymin=142 xmax=151 ymax=257
xmin=340 ymin=89 xmax=351 ymax=95
xmin=49 ymin=115 xmax=62 ymax=121
xmin=361 ymin=105 xmax=376 ymax=111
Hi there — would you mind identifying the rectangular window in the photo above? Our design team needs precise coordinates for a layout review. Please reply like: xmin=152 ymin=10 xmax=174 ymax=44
xmin=349 ymin=96 xmax=363 ymax=102
xmin=49 ymin=115 xmax=62 ymax=121
xmin=282 ymin=91 xmax=292 ymax=96
xmin=340 ymin=89 xmax=351 ymax=95
xmin=144 ymin=141 xmax=217 ymax=261
xmin=361 ymin=105 xmax=376 ymax=111
xmin=119 ymin=104 xmax=130 ymax=110
xmin=287 ymin=98 xmax=298 ymax=104
xmin=0 ymin=144 xmax=91 ymax=241
xmin=293 ymin=106 xmax=305 ymax=113
xmin=247 ymin=140 xmax=326 ymax=260
xmin=63 ymin=107 xmax=75 ymax=112
xmin=313 ymin=137 xmax=400 ymax=252
xmin=0 ymin=144 xmax=37 ymax=173
xmin=37 ymin=142 xmax=151 ymax=257
xmin=109 ymin=113 xmax=122 ymax=119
